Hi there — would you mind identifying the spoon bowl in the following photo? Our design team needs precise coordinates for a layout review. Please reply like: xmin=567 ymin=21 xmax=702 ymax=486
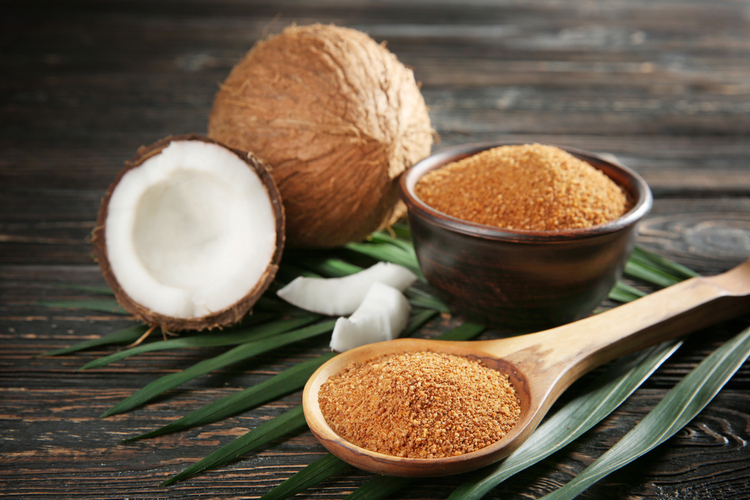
xmin=303 ymin=337 xmax=534 ymax=476
xmin=303 ymin=258 xmax=750 ymax=477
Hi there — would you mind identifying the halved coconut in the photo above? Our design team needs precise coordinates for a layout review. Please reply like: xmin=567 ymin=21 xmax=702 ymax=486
xmin=92 ymin=134 xmax=285 ymax=331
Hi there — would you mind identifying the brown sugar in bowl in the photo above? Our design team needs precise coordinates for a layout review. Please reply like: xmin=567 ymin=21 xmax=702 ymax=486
xmin=400 ymin=142 xmax=653 ymax=332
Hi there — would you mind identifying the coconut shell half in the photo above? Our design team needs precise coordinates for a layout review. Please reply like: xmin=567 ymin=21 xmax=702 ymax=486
xmin=92 ymin=134 xmax=285 ymax=331
xmin=208 ymin=23 xmax=433 ymax=248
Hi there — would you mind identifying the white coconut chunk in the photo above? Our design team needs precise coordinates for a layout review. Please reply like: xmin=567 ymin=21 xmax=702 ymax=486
xmin=104 ymin=140 xmax=277 ymax=319
xmin=276 ymin=261 xmax=417 ymax=316
xmin=329 ymin=282 xmax=411 ymax=352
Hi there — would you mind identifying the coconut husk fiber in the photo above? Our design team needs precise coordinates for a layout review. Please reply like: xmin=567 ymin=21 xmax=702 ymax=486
xmin=208 ymin=23 xmax=433 ymax=248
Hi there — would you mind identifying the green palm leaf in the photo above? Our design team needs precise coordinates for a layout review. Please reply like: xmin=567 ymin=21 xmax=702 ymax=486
xmin=40 ymin=324 xmax=149 ymax=356
xmin=405 ymin=288 xmax=450 ymax=313
xmin=624 ymin=260 xmax=682 ymax=288
xmin=622 ymin=246 xmax=699 ymax=289
xmin=125 ymin=352 xmax=337 ymax=442
xmin=284 ymin=253 xmax=363 ymax=278
xmin=608 ymin=281 xmax=646 ymax=302
xmin=368 ymin=231 xmax=418 ymax=257
xmin=100 ymin=319 xmax=336 ymax=418
xmin=630 ymin=246 xmax=700 ymax=280
xmin=539 ymin=324 xmax=750 ymax=500
xmin=161 ymin=405 xmax=308 ymax=487
xmin=259 ymin=453 xmax=352 ymax=500
xmin=345 ymin=242 xmax=424 ymax=278
xmin=80 ymin=315 xmax=313 ymax=370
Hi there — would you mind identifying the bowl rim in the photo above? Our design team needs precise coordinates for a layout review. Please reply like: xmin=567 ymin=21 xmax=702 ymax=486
xmin=400 ymin=141 xmax=653 ymax=243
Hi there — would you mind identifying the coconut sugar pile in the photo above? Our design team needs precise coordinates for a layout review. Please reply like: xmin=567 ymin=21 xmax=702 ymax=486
xmin=415 ymin=143 xmax=632 ymax=231
xmin=318 ymin=351 xmax=521 ymax=459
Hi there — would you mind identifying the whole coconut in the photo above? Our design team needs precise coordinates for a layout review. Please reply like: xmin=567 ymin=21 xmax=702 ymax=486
xmin=208 ymin=24 xmax=433 ymax=248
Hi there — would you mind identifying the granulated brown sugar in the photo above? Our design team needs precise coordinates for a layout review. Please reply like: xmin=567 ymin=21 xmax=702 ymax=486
xmin=317 ymin=351 xmax=522 ymax=459
xmin=414 ymin=143 xmax=632 ymax=231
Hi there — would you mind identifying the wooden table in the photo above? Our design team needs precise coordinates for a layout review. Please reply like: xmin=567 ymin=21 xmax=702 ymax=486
xmin=2 ymin=1 xmax=749 ymax=498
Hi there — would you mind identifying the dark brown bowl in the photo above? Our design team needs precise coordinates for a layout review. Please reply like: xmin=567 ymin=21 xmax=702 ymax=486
xmin=400 ymin=142 xmax=653 ymax=332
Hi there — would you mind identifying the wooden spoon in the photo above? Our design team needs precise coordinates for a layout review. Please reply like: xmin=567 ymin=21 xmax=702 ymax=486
xmin=302 ymin=258 xmax=750 ymax=477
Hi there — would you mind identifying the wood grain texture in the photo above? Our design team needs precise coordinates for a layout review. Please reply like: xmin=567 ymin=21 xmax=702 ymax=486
xmin=1 ymin=0 xmax=749 ymax=498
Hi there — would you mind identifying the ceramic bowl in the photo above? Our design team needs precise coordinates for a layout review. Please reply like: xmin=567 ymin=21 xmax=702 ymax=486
xmin=400 ymin=142 xmax=653 ymax=332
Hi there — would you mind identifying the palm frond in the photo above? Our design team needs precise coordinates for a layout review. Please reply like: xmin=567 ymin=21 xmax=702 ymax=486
xmin=80 ymin=315 xmax=313 ymax=370
xmin=538 ymin=324 xmax=750 ymax=500
xmin=161 ymin=405 xmax=308 ymax=487
xmin=100 ymin=319 xmax=335 ymax=418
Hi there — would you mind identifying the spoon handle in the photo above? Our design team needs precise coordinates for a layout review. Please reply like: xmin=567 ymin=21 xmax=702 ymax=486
xmin=482 ymin=258 xmax=750 ymax=385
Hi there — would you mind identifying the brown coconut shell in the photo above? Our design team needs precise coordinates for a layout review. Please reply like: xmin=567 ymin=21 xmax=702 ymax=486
xmin=208 ymin=23 xmax=433 ymax=248
xmin=92 ymin=134 xmax=285 ymax=331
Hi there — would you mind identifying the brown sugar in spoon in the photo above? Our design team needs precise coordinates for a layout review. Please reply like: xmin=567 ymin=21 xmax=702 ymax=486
xmin=302 ymin=258 xmax=750 ymax=477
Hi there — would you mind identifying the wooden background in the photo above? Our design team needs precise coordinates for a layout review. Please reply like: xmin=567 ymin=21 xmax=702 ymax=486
xmin=2 ymin=0 xmax=749 ymax=498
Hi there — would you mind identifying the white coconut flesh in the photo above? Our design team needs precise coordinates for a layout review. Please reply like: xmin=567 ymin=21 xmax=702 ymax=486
xmin=104 ymin=140 xmax=277 ymax=319
xmin=329 ymin=282 xmax=412 ymax=352
xmin=276 ymin=262 xmax=418 ymax=316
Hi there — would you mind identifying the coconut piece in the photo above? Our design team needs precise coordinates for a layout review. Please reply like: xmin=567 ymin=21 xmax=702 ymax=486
xmin=329 ymin=282 xmax=411 ymax=352
xmin=276 ymin=262 xmax=417 ymax=316
xmin=208 ymin=23 xmax=433 ymax=248
xmin=92 ymin=134 xmax=285 ymax=331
